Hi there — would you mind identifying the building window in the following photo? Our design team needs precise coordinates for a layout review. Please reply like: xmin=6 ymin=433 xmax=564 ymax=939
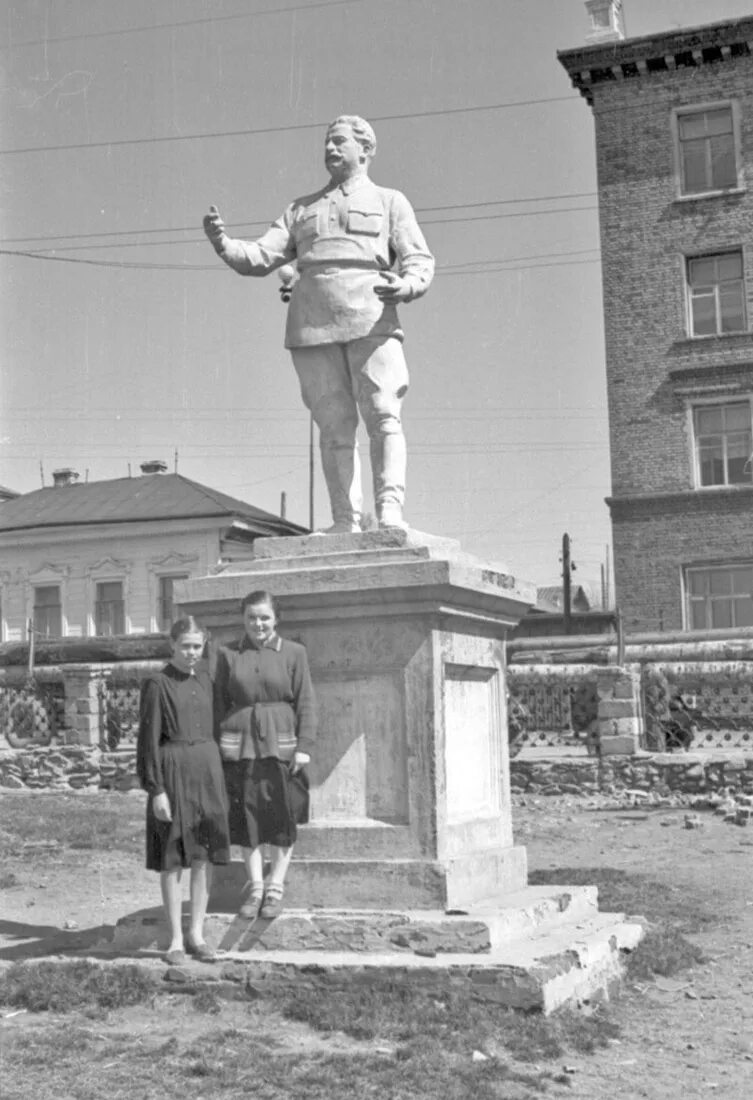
xmin=33 ymin=585 xmax=62 ymax=638
xmin=687 ymin=251 xmax=746 ymax=337
xmin=95 ymin=581 xmax=125 ymax=636
xmin=686 ymin=564 xmax=753 ymax=629
xmin=676 ymin=105 xmax=739 ymax=195
xmin=157 ymin=575 xmax=188 ymax=632
xmin=693 ymin=401 xmax=752 ymax=487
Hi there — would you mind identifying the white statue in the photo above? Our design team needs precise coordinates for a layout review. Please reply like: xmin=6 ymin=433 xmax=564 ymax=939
xmin=203 ymin=115 xmax=434 ymax=533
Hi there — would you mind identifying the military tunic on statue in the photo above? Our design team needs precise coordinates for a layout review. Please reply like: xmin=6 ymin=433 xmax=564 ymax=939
xmin=214 ymin=177 xmax=434 ymax=526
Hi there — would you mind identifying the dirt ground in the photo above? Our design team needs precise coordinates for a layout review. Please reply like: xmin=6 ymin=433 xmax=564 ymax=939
xmin=2 ymin=789 xmax=753 ymax=1098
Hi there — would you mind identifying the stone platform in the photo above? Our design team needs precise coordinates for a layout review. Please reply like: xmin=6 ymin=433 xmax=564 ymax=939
xmin=106 ymin=886 xmax=643 ymax=1014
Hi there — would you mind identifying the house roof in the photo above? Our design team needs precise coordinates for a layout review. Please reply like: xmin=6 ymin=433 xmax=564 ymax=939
xmin=0 ymin=473 xmax=308 ymax=536
xmin=0 ymin=485 xmax=19 ymax=501
xmin=535 ymin=584 xmax=594 ymax=613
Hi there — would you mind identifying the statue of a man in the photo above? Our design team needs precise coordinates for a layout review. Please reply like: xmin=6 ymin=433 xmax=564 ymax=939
xmin=203 ymin=115 xmax=434 ymax=533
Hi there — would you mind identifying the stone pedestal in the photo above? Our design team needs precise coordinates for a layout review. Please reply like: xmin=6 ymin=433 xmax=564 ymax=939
xmin=178 ymin=529 xmax=536 ymax=911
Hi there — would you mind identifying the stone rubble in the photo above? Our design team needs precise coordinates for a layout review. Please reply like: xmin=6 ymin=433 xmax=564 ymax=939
xmin=510 ymin=753 xmax=753 ymax=801
xmin=0 ymin=744 xmax=139 ymax=792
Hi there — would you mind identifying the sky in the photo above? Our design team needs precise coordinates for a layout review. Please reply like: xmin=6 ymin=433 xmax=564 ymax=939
xmin=2 ymin=0 xmax=753 ymax=598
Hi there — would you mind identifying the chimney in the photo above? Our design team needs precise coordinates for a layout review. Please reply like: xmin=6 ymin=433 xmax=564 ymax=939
xmin=140 ymin=459 xmax=168 ymax=475
xmin=52 ymin=468 xmax=79 ymax=488
xmin=585 ymin=0 xmax=626 ymax=43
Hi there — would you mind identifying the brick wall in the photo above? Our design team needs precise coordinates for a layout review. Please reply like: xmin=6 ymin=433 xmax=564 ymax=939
xmin=612 ymin=487 xmax=753 ymax=631
xmin=566 ymin=38 xmax=753 ymax=631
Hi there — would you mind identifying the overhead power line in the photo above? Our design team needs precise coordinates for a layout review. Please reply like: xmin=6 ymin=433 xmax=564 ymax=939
xmin=11 ymin=207 xmax=598 ymax=255
xmin=0 ymin=192 xmax=598 ymax=247
xmin=1 ymin=0 xmax=377 ymax=49
xmin=0 ymin=96 xmax=574 ymax=157
xmin=0 ymin=245 xmax=601 ymax=276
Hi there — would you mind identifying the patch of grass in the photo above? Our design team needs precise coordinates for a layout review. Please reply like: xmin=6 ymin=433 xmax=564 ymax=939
xmin=271 ymin=975 xmax=620 ymax=1062
xmin=527 ymin=866 xmax=715 ymax=933
xmin=626 ymin=928 xmax=706 ymax=982
xmin=0 ymin=960 xmax=155 ymax=1013
xmin=1 ymin=1017 xmax=561 ymax=1100
xmin=0 ymin=869 xmax=19 ymax=888
xmin=192 ymin=986 xmax=222 ymax=1015
xmin=0 ymin=792 xmax=143 ymax=857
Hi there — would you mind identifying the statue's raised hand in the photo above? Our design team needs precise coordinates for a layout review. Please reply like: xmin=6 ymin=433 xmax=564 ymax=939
xmin=203 ymin=205 xmax=227 ymax=250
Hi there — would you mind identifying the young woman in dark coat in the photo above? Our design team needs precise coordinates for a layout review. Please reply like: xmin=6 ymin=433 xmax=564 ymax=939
xmin=214 ymin=591 xmax=316 ymax=920
xmin=137 ymin=616 xmax=230 ymax=963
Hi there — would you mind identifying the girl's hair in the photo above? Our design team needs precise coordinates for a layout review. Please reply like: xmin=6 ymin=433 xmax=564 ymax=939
xmin=169 ymin=615 xmax=205 ymax=641
xmin=240 ymin=590 xmax=278 ymax=616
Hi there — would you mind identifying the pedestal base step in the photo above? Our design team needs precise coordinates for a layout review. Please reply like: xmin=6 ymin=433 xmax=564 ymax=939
xmin=111 ymin=886 xmax=600 ymax=957
xmin=103 ymin=886 xmax=643 ymax=1013
xmin=210 ymin=913 xmax=644 ymax=1013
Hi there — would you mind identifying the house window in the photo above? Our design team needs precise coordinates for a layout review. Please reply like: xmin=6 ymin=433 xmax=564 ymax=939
xmin=686 ymin=564 xmax=753 ymax=629
xmin=693 ymin=401 xmax=752 ymax=487
xmin=677 ymin=105 xmax=738 ymax=195
xmin=33 ymin=585 xmax=62 ymax=638
xmin=157 ymin=575 xmax=188 ymax=632
xmin=687 ymin=251 xmax=746 ymax=337
xmin=95 ymin=581 xmax=125 ymax=636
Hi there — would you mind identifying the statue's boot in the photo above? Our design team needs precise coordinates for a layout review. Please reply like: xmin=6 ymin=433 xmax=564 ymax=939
xmin=371 ymin=432 xmax=408 ymax=530
xmin=319 ymin=441 xmax=362 ymax=534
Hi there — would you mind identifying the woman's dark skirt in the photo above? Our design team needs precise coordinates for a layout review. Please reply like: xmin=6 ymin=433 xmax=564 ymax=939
xmin=223 ymin=757 xmax=309 ymax=849
xmin=145 ymin=740 xmax=231 ymax=872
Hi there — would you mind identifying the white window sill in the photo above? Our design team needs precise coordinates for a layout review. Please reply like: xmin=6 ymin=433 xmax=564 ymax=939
xmin=674 ymin=186 xmax=746 ymax=203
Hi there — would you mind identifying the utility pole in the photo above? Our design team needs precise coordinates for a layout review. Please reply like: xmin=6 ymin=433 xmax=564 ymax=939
xmin=562 ymin=532 xmax=573 ymax=634
xmin=308 ymin=414 xmax=315 ymax=531
xmin=280 ymin=490 xmax=287 ymax=519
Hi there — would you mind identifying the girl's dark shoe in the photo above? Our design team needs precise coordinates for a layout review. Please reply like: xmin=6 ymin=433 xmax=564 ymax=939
xmin=260 ymin=886 xmax=284 ymax=919
xmin=185 ymin=938 xmax=217 ymax=963
xmin=239 ymin=882 xmax=265 ymax=920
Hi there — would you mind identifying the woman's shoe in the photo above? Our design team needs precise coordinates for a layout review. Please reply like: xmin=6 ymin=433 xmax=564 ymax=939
xmin=185 ymin=938 xmax=217 ymax=963
xmin=260 ymin=885 xmax=284 ymax=919
xmin=164 ymin=947 xmax=186 ymax=966
xmin=239 ymin=882 xmax=265 ymax=920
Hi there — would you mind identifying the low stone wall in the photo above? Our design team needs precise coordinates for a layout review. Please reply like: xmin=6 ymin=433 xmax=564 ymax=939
xmin=0 ymin=745 xmax=139 ymax=792
xmin=510 ymin=753 xmax=753 ymax=798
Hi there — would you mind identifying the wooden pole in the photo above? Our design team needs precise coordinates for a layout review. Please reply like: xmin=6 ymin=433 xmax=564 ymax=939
xmin=27 ymin=618 xmax=35 ymax=678
xmin=562 ymin=533 xmax=572 ymax=634
xmin=307 ymin=413 xmax=314 ymax=530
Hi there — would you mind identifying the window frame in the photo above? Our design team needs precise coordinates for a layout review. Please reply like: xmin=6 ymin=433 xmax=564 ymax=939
xmin=94 ymin=579 xmax=125 ymax=637
xmin=32 ymin=584 xmax=63 ymax=639
xmin=86 ymin=557 xmax=130 ymax=637
xmin=685 ymin=248 xmax=747 ymax=338
xmin=25 ymin=564 xmax=69 ymax=639
xmin=683 ymin=562 xmax=753 ymax=630
xmin=688 ymin=395 xmax=753 ymax=489
xmin=672 ymin=101 xmax=744 ymax=200
xmin=156 ymin=573 xmax=189 ymax=633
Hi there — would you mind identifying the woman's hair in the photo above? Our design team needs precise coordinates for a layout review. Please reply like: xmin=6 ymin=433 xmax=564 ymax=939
xmin=169 ymin=615 xmax=205 ymax=641
xmin=240 ymin=590 xmax=278 ymax=616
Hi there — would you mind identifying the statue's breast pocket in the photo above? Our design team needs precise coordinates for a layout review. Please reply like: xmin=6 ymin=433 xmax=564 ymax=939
xmin=346 ymin=208 xmax=383 ymax=237
xmin=293 ymin=209 xmax=320 ymax=248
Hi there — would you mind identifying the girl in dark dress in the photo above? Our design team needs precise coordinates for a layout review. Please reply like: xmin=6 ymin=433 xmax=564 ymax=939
xmin=137 ymin=616 xmax=230 ymax=964
xmin=214 ymin=591 xmax=316 ymax=920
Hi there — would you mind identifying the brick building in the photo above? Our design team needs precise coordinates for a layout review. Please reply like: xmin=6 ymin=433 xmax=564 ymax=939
xmin=559 ymin=9 xmax=753 ymax=632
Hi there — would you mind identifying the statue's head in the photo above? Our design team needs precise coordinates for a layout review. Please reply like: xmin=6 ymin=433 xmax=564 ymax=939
xmin=324 ymin=115 xmax=376 ymax=180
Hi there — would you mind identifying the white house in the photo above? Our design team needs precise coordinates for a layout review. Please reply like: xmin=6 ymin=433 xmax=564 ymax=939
xmin=0 ymin=462 xmax=306 ymax=641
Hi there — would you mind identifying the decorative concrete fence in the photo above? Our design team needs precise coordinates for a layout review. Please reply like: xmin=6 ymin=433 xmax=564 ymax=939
xmin=0 ymin=660 xmax=160 ymax=792
xmin=509 ymin=628 xmax=753 ymax=755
